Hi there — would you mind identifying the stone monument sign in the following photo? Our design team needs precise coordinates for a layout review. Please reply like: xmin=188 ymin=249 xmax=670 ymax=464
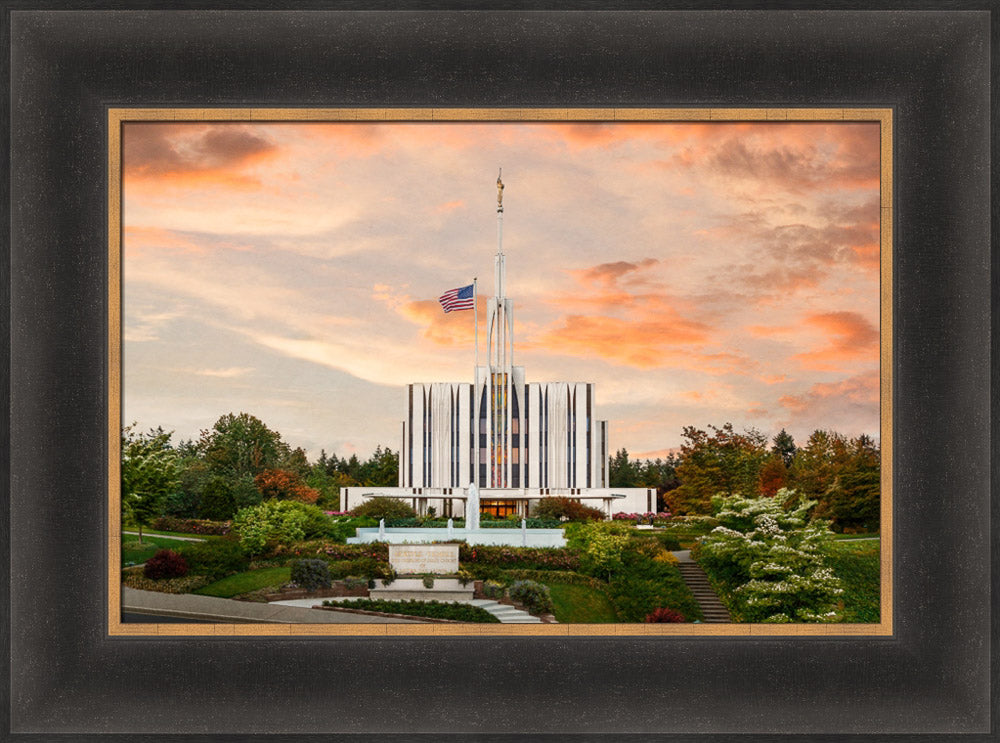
xmin=388 ymin=543 xmax=460 ymax=575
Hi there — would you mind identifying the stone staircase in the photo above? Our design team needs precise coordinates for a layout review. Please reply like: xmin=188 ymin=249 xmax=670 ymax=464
xmin=467 ymin=599 xmax=543 ymax=624
xmin=676 ymin=562 xmax=732 ymax=623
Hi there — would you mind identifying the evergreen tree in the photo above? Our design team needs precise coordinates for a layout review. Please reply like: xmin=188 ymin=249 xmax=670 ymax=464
xmin=608 ymin=448 xmax=640 ymax=488
xmin=771 ymin=429 xmax=797 ymax=468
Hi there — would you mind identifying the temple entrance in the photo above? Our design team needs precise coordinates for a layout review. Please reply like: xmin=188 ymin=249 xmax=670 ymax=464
xmin=480 ymin=499 xmax=517 ymax=518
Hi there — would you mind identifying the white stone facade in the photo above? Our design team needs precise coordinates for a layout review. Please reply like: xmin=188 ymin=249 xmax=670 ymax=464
xmin=400 ymin=376 xmax=609 ymax=492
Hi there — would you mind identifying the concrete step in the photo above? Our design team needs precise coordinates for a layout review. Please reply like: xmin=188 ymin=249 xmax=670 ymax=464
xmin=677 ymin=561 xmax=733 ymax=623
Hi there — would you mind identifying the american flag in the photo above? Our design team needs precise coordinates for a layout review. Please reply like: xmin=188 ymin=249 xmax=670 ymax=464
xmin=438 ymin=284 xmax=475 ymax=313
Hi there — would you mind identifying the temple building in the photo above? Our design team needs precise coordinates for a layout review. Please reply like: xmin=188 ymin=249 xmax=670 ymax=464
xmin=341 ymin=175 xmax=655 ymax=518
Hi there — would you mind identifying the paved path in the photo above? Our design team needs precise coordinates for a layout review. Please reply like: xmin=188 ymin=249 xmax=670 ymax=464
xmin=835 ymin=537 xmax=880 ymax=542
xmin=123 ymin=531 xmax=205 ymax=542
xmin=122 ymin=587 xmax=420 ymax=623
xmin=273 ymin=596 xmax=543 ymax=624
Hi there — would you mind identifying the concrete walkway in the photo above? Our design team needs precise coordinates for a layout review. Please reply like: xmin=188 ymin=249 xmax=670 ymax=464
xmin=123 ymin=531 xmax=205 ymax=542
xmin=272 ymin=596 xmax=543 ymax=624
xmin=122 ymin=587 xmax=420 ymax=623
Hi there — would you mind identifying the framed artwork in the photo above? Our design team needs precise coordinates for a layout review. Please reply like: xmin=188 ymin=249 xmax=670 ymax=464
xmin=6 ymin=5 xmax=994 ymax=740
xmin=109 ymin=107 xmax=892 ymax=638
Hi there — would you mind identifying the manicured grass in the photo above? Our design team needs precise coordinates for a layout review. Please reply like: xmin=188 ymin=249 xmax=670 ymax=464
xmin=548 ymin=583 xmax=618 ymax=623
xmin=827 ymin=541 xmax=881 ymax=623
xmin=194 ymin=567 xmax=292 ymax=598
xmin=832 ymin=533 xmax=880 ymax=541
xmin=121 ymin=535 xmax=194 ymax=565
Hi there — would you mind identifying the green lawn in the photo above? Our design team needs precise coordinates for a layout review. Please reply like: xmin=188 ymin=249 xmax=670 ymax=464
xmin=548 ymin=583 xmax=619 ymax=623
xmin=121 ymin=535 xmax=197 ymax=565
xmin=194 ymin=567 xmax=292 ymax=598
xmin=832 ymin=533 xmax=880 ymax=541
xmin=827 ymin=540 xmax=881 ymax=623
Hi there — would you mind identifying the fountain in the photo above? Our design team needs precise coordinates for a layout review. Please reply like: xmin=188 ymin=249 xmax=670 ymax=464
xmin=346 ymin=482 xmax=566 ymax=547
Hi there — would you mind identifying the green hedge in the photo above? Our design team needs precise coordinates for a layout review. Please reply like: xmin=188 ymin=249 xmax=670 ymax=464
xmin=151 ymin=516 xmax=232 ymax=536
xmin=466 ymin=566 xmax=605 ymax=591
xmin=458 ymin=544 xmax=580 ymax=570
xmin=322 ymin=598 xmax=500 ymax=623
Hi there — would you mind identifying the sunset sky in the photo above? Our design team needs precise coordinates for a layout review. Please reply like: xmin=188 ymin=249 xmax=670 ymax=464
xmin=122 ymin=119 xmax=881 ymax=461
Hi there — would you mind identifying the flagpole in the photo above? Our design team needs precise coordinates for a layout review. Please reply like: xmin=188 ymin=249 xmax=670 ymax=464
xmin=473 ymin=277 xmax=479 ymax=374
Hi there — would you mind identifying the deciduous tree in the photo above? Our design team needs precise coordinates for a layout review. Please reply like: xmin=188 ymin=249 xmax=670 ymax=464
xmin=121 ymin=425 xmax=180 ymax=542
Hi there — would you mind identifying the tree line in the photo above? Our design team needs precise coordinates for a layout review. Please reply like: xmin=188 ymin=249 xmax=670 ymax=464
xmin=608 ymin=423 xmax=880 ymax=533
xmin=122 ymin=412 xmax=399 ymax=532
xmin=123 ymin=412 xmax=879 ymax=536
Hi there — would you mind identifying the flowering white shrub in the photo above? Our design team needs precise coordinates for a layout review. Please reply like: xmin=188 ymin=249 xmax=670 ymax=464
xmin=696 ymin=490 xmax=843 ymax=623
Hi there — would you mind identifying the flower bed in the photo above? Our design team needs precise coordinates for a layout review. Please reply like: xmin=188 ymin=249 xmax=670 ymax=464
xmin=320 ymin=598 xmax=500 ymax=623
xmin=122 ymin=569 xmax=212 ymax=594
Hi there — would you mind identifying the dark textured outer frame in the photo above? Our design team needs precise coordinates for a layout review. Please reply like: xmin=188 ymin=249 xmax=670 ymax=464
xmin=4 ymin=5 xmax=994 ymax=741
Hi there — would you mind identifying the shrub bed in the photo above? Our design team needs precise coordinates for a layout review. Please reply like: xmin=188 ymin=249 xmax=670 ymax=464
xmin=458 ymin=544 xmax=580 ymax=571
xmin=271 ymin=541 xmax=390 ymax=562
xmin=151 ymin=517 xmax=232 ymax=536
xmin=466 ymin=567 xmax=605 ymax=591
xmin=321 ymin=598 xmax=501 ymax=623
xmin=179 ymin=539 xmax=249 ymax=580
xmin=122 ymin=571 xmax=212 ymax=594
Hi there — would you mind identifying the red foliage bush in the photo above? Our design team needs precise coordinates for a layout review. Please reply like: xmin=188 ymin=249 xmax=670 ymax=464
xmin=143 ymin=549 xmax=189 ymax=580
xmin=255 ymin=468 xmax=321 ymax=504
xmin=643 ymin=607 xmax=687 ymax=623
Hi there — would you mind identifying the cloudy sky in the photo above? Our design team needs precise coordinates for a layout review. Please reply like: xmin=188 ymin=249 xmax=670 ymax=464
xmin=122 ymin=119 xmax=881 ymax=460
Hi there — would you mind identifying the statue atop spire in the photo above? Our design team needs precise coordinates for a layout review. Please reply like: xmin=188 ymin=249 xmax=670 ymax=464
xmin=496 ymin=168 xmax=504 ymax=211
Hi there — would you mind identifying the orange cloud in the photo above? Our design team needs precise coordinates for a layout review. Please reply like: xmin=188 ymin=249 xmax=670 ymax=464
xmin=435 ymin=200 xmax=465 ymax=213
xmin=396 ymin=297 xmax=486 ymax=347
xmin=123 ymin=226 xmax=256 ymax=257
xmin=759 ymin=374 xmax=789 ymax=385
xmin=571 ymin=258 xmax=659 ymax=288
xmin=548 ymin=122 xmax=740 ymax=152
xmin=530 ymin=312 xmax=709 ymax=369
xmin=123 ymin=123 xmax=278 ymax=189
xmin=124 ymin=226 xmax=206 ymax=256
xmin=779 ymin=370 xmax=879 ymax=415
xmin=793 ymin=311 xmax=879 ymax=371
